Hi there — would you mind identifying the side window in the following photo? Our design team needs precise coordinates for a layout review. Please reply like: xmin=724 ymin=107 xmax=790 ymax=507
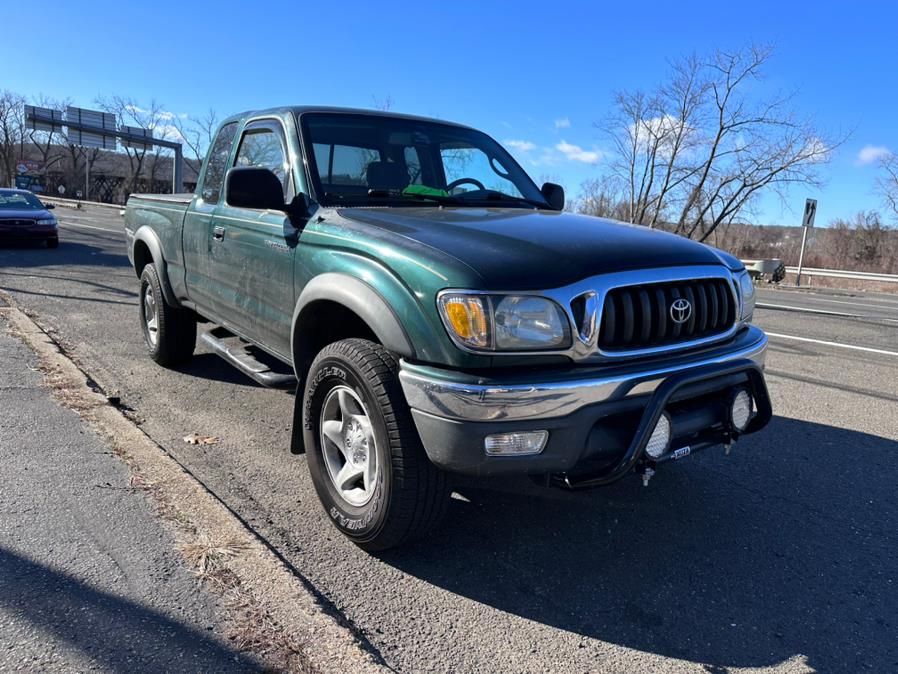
xmin=440 ymin=145 xmax=523 ymax=197
xmin=201 ymin=122 xmax=238 ymax=203
xmin=235 ymin=126 xmax=291 ymax=199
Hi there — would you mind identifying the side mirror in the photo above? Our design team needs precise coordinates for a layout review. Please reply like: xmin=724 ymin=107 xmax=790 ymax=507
xmin=540 ymin=182 xmax=565 ymax=211
xmin=44 ymin=203 xmax=56 ymax=210
xmin=225 ymin=167 xmax=286 ymax=211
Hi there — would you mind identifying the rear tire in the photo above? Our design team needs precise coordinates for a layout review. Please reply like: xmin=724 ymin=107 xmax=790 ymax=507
xmin=302 ymin=338 xmax=449 ymax=551
xmin=46 ymin=237 xmax=58 ymax=249
xmin=139 ymin=264 xmax=196 ymax=366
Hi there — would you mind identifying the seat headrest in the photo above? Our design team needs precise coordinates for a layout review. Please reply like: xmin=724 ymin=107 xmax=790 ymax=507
xmin=366 ymin=161 xmax=410 ymax=191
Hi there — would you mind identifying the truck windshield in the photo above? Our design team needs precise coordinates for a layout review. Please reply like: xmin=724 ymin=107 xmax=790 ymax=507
xmin=300 ymin=113 xmax=549 ymax=209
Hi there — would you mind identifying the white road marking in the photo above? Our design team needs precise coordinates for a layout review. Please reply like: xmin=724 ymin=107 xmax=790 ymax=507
xmin=58 ymin=221 xmax=123 ymax=234
xmin=756 ymin=302 xmax=862 ymax=318
xmin=766 ymin=332 xmax=898 ymax=358
xmin=759 ymin=291 xmax=898 ymax=311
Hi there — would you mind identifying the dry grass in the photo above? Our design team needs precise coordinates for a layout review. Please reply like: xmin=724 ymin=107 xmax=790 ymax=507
xmin=180 ymin=536 xmax=309 ymax=672
xmin=226 ymin=594 xmax=309 ymax=673
xmin=181 ymin=536 xmax=249 ymax=581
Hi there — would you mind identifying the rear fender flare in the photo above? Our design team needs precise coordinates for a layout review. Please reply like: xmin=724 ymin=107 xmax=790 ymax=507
xmin=133 ymin=225 xmax=178 ymax=307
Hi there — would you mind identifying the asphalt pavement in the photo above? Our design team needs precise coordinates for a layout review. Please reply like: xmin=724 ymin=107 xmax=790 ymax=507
xmin=0 ymin=204 xmax=896 ymax=673
xmin=0 ymin=312 xmax=258 ymax=672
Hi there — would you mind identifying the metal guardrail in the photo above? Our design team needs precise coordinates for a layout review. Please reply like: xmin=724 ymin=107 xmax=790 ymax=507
xmin=783 ymin=267 xmax=898 ymax=284
xmin=41 ymin=196 xmax=124 ymax=211
xmin=743 ymin=259 xmax=898 ymax=284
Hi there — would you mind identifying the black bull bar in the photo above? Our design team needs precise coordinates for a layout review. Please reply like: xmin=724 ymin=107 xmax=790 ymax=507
xmin=553 ymin=359 xmax=772 ymax=490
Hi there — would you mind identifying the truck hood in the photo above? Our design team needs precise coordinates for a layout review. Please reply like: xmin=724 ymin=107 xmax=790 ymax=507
xmin=338 ymin=207 xmax=728 ymax=289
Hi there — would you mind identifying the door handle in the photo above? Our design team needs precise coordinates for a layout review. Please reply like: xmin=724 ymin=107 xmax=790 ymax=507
xmin=212 ymin=226 xmax=225 ymax=242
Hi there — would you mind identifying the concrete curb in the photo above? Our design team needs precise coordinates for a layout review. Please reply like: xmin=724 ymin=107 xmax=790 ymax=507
xmin=0 ymin=302 xmax=389 ymax=674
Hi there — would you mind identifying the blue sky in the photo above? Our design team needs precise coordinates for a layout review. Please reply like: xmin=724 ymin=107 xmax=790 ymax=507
xmin=6 ymin=1 xmax=897 ymax=225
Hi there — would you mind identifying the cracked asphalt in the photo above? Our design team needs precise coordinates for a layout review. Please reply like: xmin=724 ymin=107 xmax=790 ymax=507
xmin=0 ymin=204 xmax=896 ymax=673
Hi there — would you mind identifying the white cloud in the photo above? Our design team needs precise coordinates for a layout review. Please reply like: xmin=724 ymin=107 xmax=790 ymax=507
xmin=123 ymin=104 xmax=178 ymax=123
xmin=555 ymin=140 xmax=602 ymax=164
xmin=505 ymin=139 xmax=536 ymax=152
xmin=554 ymin=117 xmax=571 ymax=130
xmin=804 ymin=137 xmax=831 ymax=164
xmin=856 ymin=144 xmax=892 ymax=165
xmin=153 ymin=124 xmax=185 ymax=143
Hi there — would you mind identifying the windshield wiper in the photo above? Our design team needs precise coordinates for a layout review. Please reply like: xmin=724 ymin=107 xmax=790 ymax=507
xmin=358 ymin=189 xmax=463 ymax=205
xmin=469 ymin=190 xmax=547 ymax=209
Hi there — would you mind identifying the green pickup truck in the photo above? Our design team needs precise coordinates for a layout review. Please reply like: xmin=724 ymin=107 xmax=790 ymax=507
xmin=125 ymin=106 xmax=771 ymax=550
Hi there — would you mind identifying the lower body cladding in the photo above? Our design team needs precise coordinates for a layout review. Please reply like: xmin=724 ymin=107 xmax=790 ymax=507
xmin=399 ymin=326 xmax=771 ymax=489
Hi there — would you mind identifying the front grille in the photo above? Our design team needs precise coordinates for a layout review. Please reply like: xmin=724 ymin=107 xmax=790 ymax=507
xmin=0 ymin=219 xmax=35 ymax=227
xmin=598 ymin=278 xmax=736 ymax=352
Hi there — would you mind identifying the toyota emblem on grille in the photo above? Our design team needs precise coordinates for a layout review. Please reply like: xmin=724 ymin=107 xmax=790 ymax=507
xmin=669 ymin=298 xmax=692 ymax=324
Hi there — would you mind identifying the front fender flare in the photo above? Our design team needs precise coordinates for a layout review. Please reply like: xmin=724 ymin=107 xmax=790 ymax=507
xmin=291 ymin=273 xmax=415 ymax=371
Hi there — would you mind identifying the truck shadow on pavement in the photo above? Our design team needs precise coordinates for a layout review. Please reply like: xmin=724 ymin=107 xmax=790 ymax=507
xmin=0 ymin=547 xmax=257 ymax=671
xmin=0 ymin=241 xmax=131 ymax=270
xmin=379 ymin=416 xmax=897 ymax=672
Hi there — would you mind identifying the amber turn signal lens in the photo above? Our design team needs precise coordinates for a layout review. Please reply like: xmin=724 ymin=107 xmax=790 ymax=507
xmin=439 ymin=295 xmax=490 ymax=348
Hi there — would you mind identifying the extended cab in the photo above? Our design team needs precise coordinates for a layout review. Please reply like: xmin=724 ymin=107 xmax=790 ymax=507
xmin=125 ymin=107 xmax=771 ymax=550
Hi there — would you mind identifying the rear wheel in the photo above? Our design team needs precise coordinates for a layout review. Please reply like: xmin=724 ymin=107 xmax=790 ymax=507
xmin=302 ymin=338 xmax=449 ymax=551
xmin=139 ymin=264 xmax=196 ymax=366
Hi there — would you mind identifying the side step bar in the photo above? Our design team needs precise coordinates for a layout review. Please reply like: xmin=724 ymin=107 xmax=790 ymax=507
xmin=200 ymin=327 xmax=296 ymax=389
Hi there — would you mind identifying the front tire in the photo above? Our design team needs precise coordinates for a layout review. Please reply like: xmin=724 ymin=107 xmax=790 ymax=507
xmin=139 ymin=264 xmax=196 ymax=366
xmin=46 ymin=237 xmax=59 ymax=249
xmin=302 ymin=339 xmax=449 ymax=551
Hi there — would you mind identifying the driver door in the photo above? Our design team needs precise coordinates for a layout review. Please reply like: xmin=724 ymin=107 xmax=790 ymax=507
xmin=206 ymin=119 xmax=297 ymax=358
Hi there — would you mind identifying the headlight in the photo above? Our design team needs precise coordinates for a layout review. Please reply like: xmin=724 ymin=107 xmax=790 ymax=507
xmin=438 ymin=292 xmax=571 ymax=351
xmin=36 ymin=218 xmax=57 ymax=226
xmin=737 ymin=270 xmax=755 ymax=322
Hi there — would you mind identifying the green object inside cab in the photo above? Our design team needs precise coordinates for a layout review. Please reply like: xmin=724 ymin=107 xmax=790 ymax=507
xmin=403 ymin=185 xmax=450 ymax=198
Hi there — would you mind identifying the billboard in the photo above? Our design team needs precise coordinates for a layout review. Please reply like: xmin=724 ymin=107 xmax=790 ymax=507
xmin=65 ymin=106 xmax=117 ymax=150
xmin=24 ymin=105 xmax=64 ymax=133
xmin=122 ymin=125 xmax=154 ymax=150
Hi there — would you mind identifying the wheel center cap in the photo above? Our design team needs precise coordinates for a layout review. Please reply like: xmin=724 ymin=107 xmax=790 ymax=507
xmin=345 ymin=422 xmax=368 ymax=464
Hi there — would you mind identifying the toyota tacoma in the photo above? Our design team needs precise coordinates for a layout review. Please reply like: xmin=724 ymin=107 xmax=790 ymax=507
xmin=124 ymin=107 xmax=771 ymax=550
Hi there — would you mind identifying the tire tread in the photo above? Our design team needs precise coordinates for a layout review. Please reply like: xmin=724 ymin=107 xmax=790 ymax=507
xmin=308 ymin=338 xmax=449 ymax=550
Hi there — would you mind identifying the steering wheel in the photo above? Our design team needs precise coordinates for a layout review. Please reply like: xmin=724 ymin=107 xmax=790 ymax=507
xmin=446 ymin=177 xmax=485 ymax=193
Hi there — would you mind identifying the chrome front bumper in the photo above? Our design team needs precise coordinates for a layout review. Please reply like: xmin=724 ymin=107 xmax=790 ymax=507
xmin=399 ymin=326 xmax=767 ymax=423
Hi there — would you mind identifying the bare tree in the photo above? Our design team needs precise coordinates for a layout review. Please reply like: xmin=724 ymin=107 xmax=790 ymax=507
xmin=600 ymin=45 xmax=839 ymax=240
xmin=96 ymin=95 xmax=171 ymax=195
xmin=172 ymin=108 xmax=218 ymax=180
xmin=0 ymin=90 xmax=26 ymax=188
xmin=371 ymin=95 xmax=394 ymax=111
xmin=26 ymin=94 xmax=69 ymax=178
xmin=877 ymin=153 xmax=898 ymax=222
xmin=573 ymin=176 xmax=629 ymax=220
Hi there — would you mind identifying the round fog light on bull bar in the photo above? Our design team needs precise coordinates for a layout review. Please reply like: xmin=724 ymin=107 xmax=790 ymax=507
xmin=484 ymin=431 xmax=548 ymax=456
xmin=645 ymin=413 xmax=672 ymax=459
xmin=730 ymin=389 xmax=753 ymax=432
